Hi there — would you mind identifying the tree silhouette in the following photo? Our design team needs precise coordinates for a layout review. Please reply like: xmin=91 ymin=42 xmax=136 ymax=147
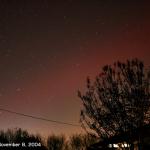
xmin=0 ymin=130 xmax=9 ymax=142
xmin=78 ymin=59 xmax=150 ymax=149
xmin=81 ymin=134 xmax=98 ymax=149
xmin=69 ymin=133 xmax=97 ymax=150
xmin=47 ymin=134 xmax=66 ymax=150
xmin=69 ymin=134 xmax=83 ymax=150
xmin=0 ymin=128 xmax=47 ymax=150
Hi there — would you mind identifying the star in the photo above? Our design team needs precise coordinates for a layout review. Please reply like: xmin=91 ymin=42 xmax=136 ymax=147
xmin=16 ymin=88 xmax=21 ymax=92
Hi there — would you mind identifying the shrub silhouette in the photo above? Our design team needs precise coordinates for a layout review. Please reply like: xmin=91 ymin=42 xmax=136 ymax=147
xmin=69 ymin=133 xmax=97 ymax=150
xmin=47 ymin=134 xmax=66 ymax=150
xmin=0 ymin=128 xmax=98 ymax=150
xmin=0 ymin=128 xmax=47 ymax=150
xmin=0 ymin=130 xmax=9 ymax=143
xmin=69 ymin=134 xmax=83 ymax=150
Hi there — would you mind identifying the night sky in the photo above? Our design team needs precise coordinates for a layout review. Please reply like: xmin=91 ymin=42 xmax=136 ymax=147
xmin=0 ymin=1 xmax=150 ymax=137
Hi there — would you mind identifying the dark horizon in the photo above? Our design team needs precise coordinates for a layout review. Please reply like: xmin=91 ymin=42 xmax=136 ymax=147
xmin=0 ymin=1 xmax=150 ymax=137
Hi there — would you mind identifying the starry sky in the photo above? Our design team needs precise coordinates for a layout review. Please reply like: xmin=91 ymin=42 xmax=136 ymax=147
xmin=0 ymin=0 xmax=150 ymax=137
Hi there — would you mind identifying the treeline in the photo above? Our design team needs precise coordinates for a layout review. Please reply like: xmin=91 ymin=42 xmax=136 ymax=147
xmin=0 ymin=128 xmax=97 ymax=150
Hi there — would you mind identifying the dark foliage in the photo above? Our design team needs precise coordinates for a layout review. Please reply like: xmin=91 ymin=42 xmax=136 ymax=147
xmin=78 ymin=59 xmax=150 ymax=148
xmin=69 ymin=133 xmax=97 ymax=150
xmin=70 ymin=134 xmax=84 ymax=150
xmin=47 ymin=134 xmax=66 ymax=150
xmin=0 ymin=128 xmax=97 ymax=150
xmin=0 ymin=128 xmax=47 ymax=150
